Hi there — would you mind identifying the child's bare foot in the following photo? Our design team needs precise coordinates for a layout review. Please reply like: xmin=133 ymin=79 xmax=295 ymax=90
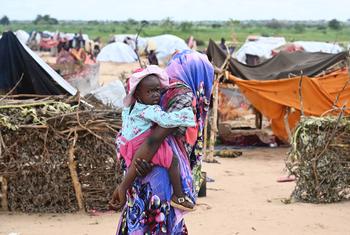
xmin=170 ymin=195 xmax=196 ymax=211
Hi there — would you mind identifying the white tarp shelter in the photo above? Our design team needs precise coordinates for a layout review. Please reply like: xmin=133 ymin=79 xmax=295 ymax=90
xmin=96 ymin=42 xmax=138 ymax=63
xmin=147 ymin=34 xmax=189 ymax=61
xmin=234 ymin=36 xmax=286 ymax=64
xmin=113 ymin=34 xmax=147 ymax=52
xmin=293 ymin=41 xmax=343 ymax=54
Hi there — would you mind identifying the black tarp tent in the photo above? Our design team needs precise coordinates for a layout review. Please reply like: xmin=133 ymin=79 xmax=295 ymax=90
xmin=207 ymin=39 xmax=347 ymax=81
xmin=0 ymin=31 xmax=76 ymax=95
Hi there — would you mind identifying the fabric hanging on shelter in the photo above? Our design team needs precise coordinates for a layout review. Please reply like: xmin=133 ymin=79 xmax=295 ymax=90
xmin=207 ymin=39 xmax=347 ymax=81
xmin=0 ymin=31 xmax=75 ymax=95
xmin=228 ymin=69 xmax=350 ymax=141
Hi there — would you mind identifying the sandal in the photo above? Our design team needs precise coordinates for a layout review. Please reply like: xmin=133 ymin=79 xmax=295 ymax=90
xmin=170 ymin=195 xmax=196 ymax=212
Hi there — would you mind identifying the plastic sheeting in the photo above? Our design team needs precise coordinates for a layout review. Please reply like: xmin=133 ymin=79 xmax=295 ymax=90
xmin=229 ymin=69 xmax=350 ymax=141
xmin=234 ymin=36 xmax=286 ymax=63
xmin=207 ymin=39 xmax=348 ymax=81
xmin=294 ymin=41 xmax=343 ymax=54
xmin=147 ymin=34 xmax=189 ymax=61
xmin=90 ymin=80 xmax=126 ymax=108
xmin=0 ymin=31 xmax=76 ymax=95
xmin=113 ymin=34 xmax=148 ymax=52
xmin=96 ymin=42 xmax=138 ymax=63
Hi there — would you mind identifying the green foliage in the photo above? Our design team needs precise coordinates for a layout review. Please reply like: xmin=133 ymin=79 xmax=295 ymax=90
xmin=266 ymin=19 xmax=283 ymax=29
xmin=1 ymin=20 xmax=349 ymax=49
xmin=0 ymin=15 xmax=10 ymax=25
xmin=180 ymin=21 xmax=193 ymax=32
xmin=161 ymin=17 xmax=175 ymax=30
xmin=33 ymin=14 xmax=58 ymax=25
xmin=294 ymin=24 xmax=305 ymax=34
xmin=328 ymin=19 xmax=341 ymax=30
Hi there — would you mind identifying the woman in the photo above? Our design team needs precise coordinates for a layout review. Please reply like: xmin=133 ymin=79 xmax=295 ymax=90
xmin=111 ymin=50 xmax=214 ymax=234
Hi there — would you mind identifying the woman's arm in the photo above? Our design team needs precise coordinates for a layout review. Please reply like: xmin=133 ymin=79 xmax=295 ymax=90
xmin=120 ymin=126 xmax=175 ymax=190
xmin=110 ymin=125 xmax=175 ymax=209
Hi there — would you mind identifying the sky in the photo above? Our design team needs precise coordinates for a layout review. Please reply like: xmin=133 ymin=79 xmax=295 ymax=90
xmin=1 ymin=0 xmax=350 ymax=21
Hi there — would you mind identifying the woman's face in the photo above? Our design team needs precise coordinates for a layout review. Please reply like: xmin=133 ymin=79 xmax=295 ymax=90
xmin=134 ymin=75 xmax=161 ymax=105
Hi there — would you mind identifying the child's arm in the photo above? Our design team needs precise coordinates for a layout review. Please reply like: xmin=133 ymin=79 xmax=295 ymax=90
xmin=143 ymin=105 xmax=196 ymax=128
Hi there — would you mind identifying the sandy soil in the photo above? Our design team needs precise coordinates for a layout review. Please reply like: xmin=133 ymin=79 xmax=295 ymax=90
xmin=1 ymin=147 xmax=349 ymax=235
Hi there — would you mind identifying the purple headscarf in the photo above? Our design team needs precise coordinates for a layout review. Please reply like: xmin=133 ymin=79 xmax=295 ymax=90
xmin=166 ymin=50 xmax=214 ymax=162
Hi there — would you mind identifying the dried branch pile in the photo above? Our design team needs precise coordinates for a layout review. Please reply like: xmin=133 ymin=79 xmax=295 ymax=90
xmin=0 ymin=95 xmax=123 ymax=212
xmin=286 ymin=116 xmax=350 ymax=203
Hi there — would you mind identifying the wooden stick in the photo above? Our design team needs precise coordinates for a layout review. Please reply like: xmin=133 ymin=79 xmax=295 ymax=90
xmin=0 ymin=73 xmax=24 ymax=102
xmin=284 ymin=107 xmax=292 ymax=143
xmin=0 ymin=176 xmax=9 ymax=211
xmin=68 ymin=131 xmax=85 ymax=211
xmin=206 ymin=79 xmax=219 ymax=163
xmin=203 ymin=111 xmax=209 ymax=161
xmin=298 ymin=71 xmax=305 ymax=117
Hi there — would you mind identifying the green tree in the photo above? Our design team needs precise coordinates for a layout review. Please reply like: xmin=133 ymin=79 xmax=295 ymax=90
xmin=328 ymin=19 xmax=341 ymax=30
xmin=180 ymin=21 xmax=193 ymax=32
xmin=126 ymin=18 xmax=138 ymax=25
xmin=266 ymin=19 xmax=283 ymax=29
xmin=161 ymin=17 xmax=175 ymax=29
xmin=33 ymin=14 xmax=58 ymax=25
xmin=0 ymin=15 xmax=10 ymax=25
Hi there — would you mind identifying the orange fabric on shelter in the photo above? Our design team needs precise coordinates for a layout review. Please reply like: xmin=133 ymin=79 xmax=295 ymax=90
xmin=229 ymin=70 xmax=350 ymax=141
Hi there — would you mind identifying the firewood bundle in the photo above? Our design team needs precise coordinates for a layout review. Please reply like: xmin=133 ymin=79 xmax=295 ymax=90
xmin=286 ymin=116 xmax=350 ymax=203
xmin=0 ymin=95 xmax=123 ymax=212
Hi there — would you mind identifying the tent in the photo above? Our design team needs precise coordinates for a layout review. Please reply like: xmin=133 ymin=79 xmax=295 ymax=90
xmin=234 ymin=36 xmax=286 ymax=64
xmin=0 ymin=31 xmax=76 ymax=95
xmin=207 ymin=39 xmax=348 ymax=81
xmin=147 ymin=34 xmax=189 ymax=61
xmin=229 ymin=69 xmax=350 ymax=141
xmin=96 ymin=42 xmax=138 ymax=63
xmin=113 ymin=34 xmax=148 ymax=52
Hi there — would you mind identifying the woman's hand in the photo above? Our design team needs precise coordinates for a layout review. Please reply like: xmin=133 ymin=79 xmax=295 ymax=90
xmin=135 ymin=159 xmax=153 ymax=177
xmin=109 ymin=186 xmax=127 ymax=211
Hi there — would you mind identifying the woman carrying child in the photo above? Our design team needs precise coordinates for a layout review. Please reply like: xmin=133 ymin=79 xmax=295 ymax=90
xmin=110 ymin=50 xmax=214 ymax=234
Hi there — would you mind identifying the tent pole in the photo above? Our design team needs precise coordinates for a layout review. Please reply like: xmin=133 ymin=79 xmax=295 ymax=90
xmin=284 ymin=107 xmax=292 ymax=143
xmin=206 ymin=78 xmax=219 ymax=163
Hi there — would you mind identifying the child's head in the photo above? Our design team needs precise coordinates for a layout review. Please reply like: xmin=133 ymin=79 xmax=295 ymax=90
xmin=123 ymin=65 xmax=169 ymax=107
xmin=134 ymin=74 xmax=161 ymax=105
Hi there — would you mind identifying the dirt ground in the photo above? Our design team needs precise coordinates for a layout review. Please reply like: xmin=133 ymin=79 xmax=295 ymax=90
xmin=1 ymin=147 xmax=349 ymax=235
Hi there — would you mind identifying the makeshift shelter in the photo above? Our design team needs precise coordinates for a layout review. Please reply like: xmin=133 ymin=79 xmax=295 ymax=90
xmin=234 ymin=36 xmax=286 ymax=64
xmin=0 ymin=32 xmax=123 ymax=213
xmin=96 ymin=42 xmax=138 ymax=63
xmin=229 ymin=69 xmax=350 ymax=141
xmin=0 ymin=31 xmax=76 ymax=95
xmin=207 ymin=39 xmax=348 ymax=81
xmin=147 ymin=34 xmax=189 ymax=61
xmin=113 ymin=34 xmax=147 ymax=53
